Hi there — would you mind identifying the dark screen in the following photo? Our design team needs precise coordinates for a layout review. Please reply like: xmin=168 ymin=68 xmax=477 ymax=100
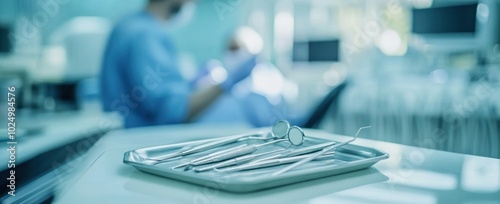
xmin=498 ymin=3 xmax=500 ymax=45
xmin=293 ymin=39 xmax=340 ymax=62
xmin=412 ymin=4 xmax=477 ymax=34
xmin=0 ymin=25 xmax=12 ymax=53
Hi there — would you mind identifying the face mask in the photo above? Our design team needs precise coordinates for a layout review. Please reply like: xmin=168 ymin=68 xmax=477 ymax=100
xmin=165 ymin=2 xmax=196 ymax=31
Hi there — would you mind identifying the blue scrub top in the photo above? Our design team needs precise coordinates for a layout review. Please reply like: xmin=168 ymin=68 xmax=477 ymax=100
xmin=100 ymin=11 xmax=189 ymax=128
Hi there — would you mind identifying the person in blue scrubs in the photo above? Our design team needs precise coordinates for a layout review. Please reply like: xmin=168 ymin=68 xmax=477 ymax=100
xmin=100 ymin=0 xmax=256 ymax=128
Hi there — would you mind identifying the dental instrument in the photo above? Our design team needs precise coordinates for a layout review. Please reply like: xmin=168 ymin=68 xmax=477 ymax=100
xmin=193 ymin=149 xmax=284 ymax=172
xmin=272 ymin=126 xmax=371 ymax=176
xmin=217 ymin=152 xmax=337 ymax=173
xmin=178 ymin=125 xmax=305 ymax=170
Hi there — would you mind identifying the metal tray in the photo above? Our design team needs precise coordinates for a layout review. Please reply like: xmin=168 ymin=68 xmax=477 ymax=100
xmin=123 ymin=133 xmax=389 ymax=193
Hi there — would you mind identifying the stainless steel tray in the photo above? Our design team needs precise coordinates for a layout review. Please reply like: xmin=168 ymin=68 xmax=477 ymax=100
xmin=123 ymin=134 xmax=389 ymax=193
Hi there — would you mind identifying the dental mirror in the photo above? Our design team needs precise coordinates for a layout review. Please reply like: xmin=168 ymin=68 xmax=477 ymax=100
xmin=287 ymin=126 xmax=305 ymax=146
xmin=272 ymin=126 xmax=371 ymax=176
xmin=261 ymin=125 xmax=305 ymax=147
xmin=181 ymin=122 xmax=305 ymax=170
xmin=272 ymin=120 xmax=290 ymax=139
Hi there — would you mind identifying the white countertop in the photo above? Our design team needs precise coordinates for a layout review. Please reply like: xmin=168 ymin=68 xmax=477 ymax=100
xmin=54 ymin=124 xmax=500 ymax=204
xmin=0 ymin=110 xmax=122 ymax=171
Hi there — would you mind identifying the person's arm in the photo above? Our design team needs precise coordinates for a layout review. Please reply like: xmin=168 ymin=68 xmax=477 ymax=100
xmin=128 ymin=30 xmax=257 ymax=124
xmin=186 ymin=55 xmax=257 ymax=121
xmin=187 ymin=85 xmax=223 ymax=121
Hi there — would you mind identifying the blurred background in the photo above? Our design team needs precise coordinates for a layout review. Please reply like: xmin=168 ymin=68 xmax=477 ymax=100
xmin=0 ymin=0 xmax=499 ymax=181
xmin=0 ymin=0 xmax=500 ymax=202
